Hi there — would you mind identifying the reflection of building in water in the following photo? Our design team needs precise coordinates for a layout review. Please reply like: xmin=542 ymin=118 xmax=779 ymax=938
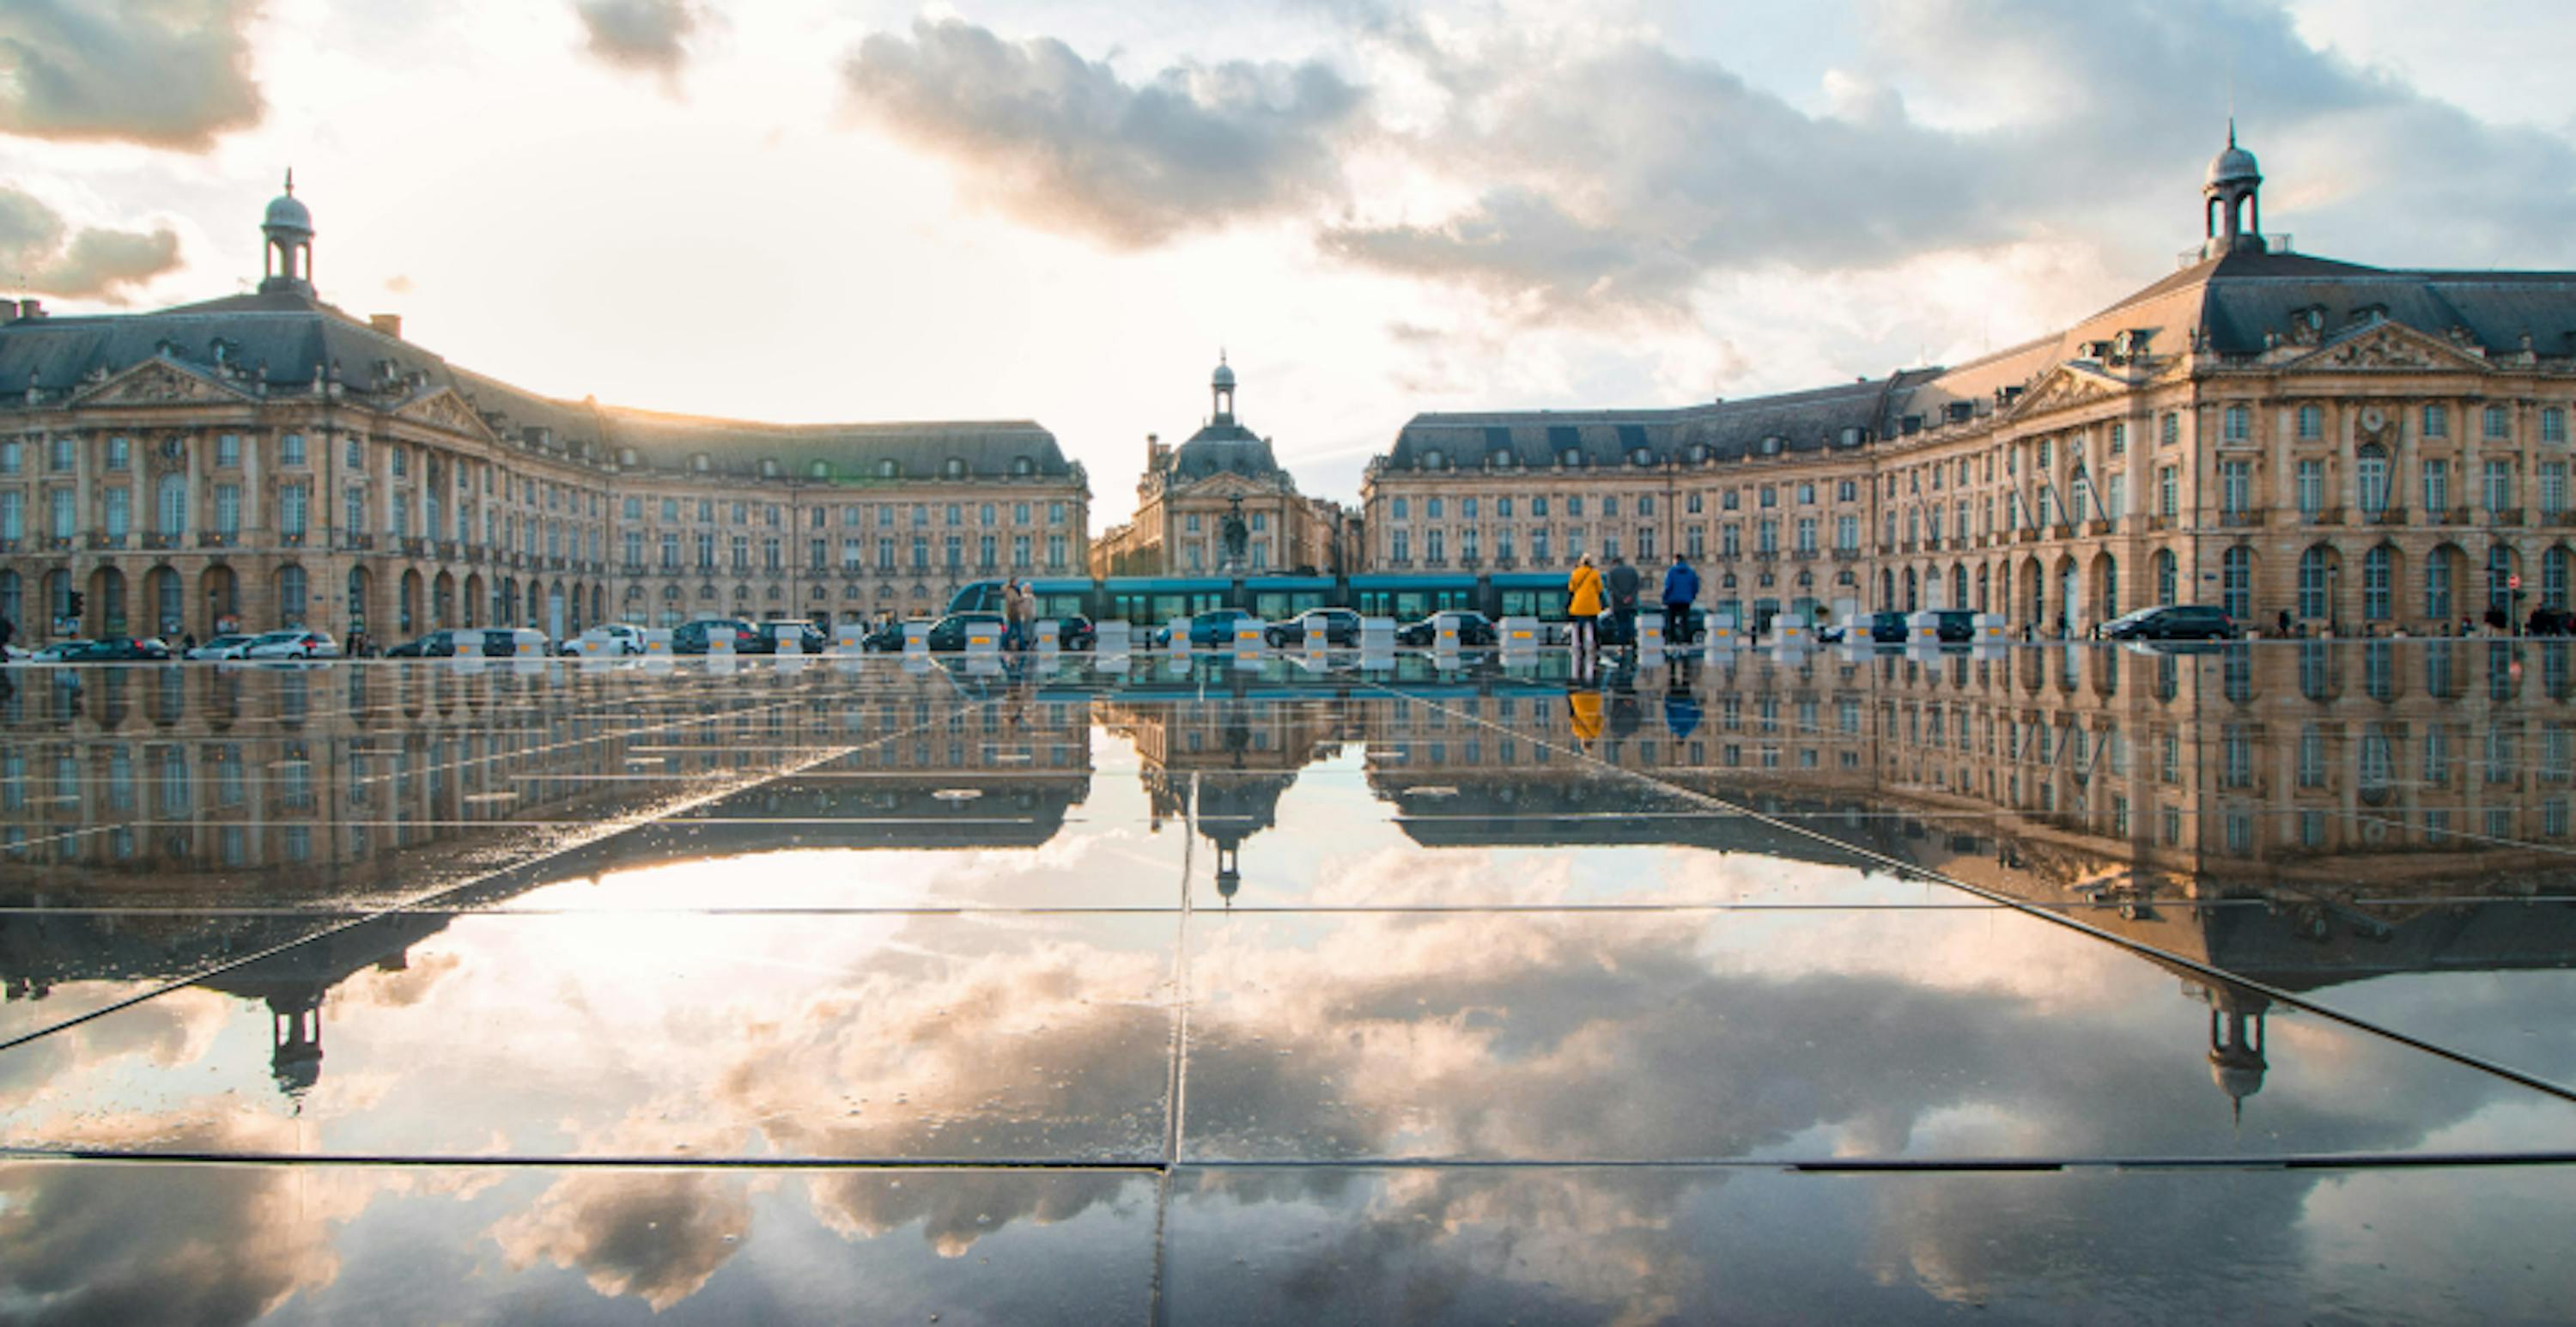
xmin=1346 ymin=642 xmax=2576 ymax=1115
xmin=1101 ymin=681 xmax=1358 ymax=902
xmin=0 ymin=664 xmax=1096 ymax=1093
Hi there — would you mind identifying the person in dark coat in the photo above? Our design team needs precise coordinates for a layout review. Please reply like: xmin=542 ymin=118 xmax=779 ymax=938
xmin=1661 ymin=555 xmax=1700 ymax=645
xmin=1605 ymin=556 xmax=1641 ymax=651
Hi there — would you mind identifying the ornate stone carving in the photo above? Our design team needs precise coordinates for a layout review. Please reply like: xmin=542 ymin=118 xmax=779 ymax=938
xmin=2324 ymin=330 xmax=2432 ymax=369
xmin=2012 ymin=368 xmax=2118 ymax=418
xmin=91 ymin=361 xmax=231 ymax=405
xmin=399 ymin=390 xmax=490 ymax=438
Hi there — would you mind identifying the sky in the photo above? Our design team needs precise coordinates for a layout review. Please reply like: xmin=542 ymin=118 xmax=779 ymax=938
xmin=3 ymin=0 xmax=2575 ymax=522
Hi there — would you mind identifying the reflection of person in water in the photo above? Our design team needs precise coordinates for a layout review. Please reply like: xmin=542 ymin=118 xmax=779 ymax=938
xmin=1567 ymin=687 xmax=1602 ymax=745
xmin=1606 ymin=667 xmax=1643 ymax=752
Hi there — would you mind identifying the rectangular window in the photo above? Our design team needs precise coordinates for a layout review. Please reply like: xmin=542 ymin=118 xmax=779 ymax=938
xmin=2160 ymin=466 xmax=2178 ymax=518
xmin=48 ymin=435 xmax=73 ymax=471
xmin=1047 ymin=533 xmax=1066 ymax=568
xmin=105 ymin=435 xmax=129 ymax=471
xmin=0 ymin=440 xmax=17 ymax=473
xmin=2296 ymin=460 xmax=2324 ymax=515
xmin=52 ymin=488 xmax=74 ymax=539
xmin=0 ymin=491 xmax=19 ymax=539
xmin=1530 ymin=528 xmax=1550 ymax=563
xmin=2543 ymin=462 xmax=2567 ymax=517
xmin=280 ymin=483 xmax=307 ymax=537
xmin=102 ymin=487 xmax=129 ymax=539
xmin=1795 ymin=517 xmax=1816 ymax=554
xmin=2108 ymin=423 xmax=2126 ymax=455
xmin=2485 ymin=405 xmax=2511 ymax=440
xmin=1835 ymin=514 xmax=1858 ymax=551
xmin=280 ymin=433 xmax=305 ymax=467
xmin=2223 ymin=405 xmax=2251 ymax=442
xmin=1390 ymin=497 xmax=1407 ymax=520
xmin=2485 ymin=459 xmax=2513 ymax=513
xmin=1426 ymin=496 xmax=1443 ymax=520
xmin=2547 ymin=407 xmax=2568 ymax=445
xmin=2160 ymin=412 xmax=2179 ymax=447
xmin=2297 ymin=405 xmax=2323 ymax=440
xmin=2423 ymin=459 xmax=2450 ymax=514
xmin=1497 ymin=497 xmax=1513 ymax=518
xmin=2105 ymin=473 xmax=2125 ymax=522
xmin=2423 ymin=403 xmax=2450 ymax=438
xmin=344 ymin=487 xmax=365 ymax=535
xmin=660 ymin=533 xmax=679 ymax=569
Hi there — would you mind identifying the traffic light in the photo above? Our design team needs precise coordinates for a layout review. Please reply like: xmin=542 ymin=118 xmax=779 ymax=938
xmin=66 ymin=590 xmax=84 ymax=618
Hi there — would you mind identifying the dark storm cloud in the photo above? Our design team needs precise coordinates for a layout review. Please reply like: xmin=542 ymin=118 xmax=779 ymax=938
xmin=0 ymin=188 xmax=182 ymax=302
xmin=573 ymin=0 xmax=698 ymax=80
xmin=840 ymin=17 xmax=1366 ymax=247
xmin=0 ymin=0 xmax=264 ymax=150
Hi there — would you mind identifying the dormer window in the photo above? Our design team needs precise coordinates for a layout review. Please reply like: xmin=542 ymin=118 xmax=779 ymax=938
xmin=1419 ymin=448 xmax=1443 ymax=470
xmin=1012 ymin=455 xmax=1035 ymax=476
xmin=1560 ymin=447 xmax=1583 ymax=468
xmin=878 ymin=459 xmax=902 ymax=478
xmin=1629 ymin=447 xmax=1654 ymax=467
xmin=809 ymin=460 xmax=830 ymax=479
xmin=758 ymin=458 xmax=781 ymax=478
xmin=1759 ymin=435 xmax=1783 ymax=456
xmin=1686 ymin=442 xmax=1709 ymax=463
xmin=690 ymin=453 xmax=710 ymax=473
xmin=943 ymin=458 xmax=967 ymax=479
xmin=1489 ymin=450 xmax=1513 ymax=470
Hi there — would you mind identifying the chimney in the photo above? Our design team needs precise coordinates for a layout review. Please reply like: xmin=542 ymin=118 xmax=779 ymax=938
xmin=369 ymin=313 xmax=404 ymax=338
xmin=18 ymin=298 xmax=42 ymax=320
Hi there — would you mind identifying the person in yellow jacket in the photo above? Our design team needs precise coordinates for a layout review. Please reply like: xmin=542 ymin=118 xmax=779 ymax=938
xmin=1566 ymin=555 xmax=1604 ymax=659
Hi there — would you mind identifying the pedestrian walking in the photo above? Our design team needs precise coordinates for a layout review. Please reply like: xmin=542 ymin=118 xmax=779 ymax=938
xmin=1660 ymin=554 xmax=1699 ymax=645
xmin=1567 ymin=555 xmax=1604 ymax=660
xmin=1606 ymin=555 xmax=1640 ymax=652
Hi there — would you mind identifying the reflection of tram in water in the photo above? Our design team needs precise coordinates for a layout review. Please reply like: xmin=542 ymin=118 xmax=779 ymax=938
xmin=944 ymin=572 xmax=1579 ymax=629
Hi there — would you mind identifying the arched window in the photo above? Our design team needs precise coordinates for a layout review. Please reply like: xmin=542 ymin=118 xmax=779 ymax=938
xmin=943 ymin=458 xmax=967 ymax=479
xmin=1630 ymin=447 xmax=1654 ymax=467
xmin=2426 ymin=548 xmax=2456 ymax=620
xmin=1012 ymin=455 xmax=1035 ymax=476
xmin=2356 ymin=444 xmax=2391 ymax=514
xmin=277 ymin=564 xmax=307 ymax=628
xmin=2363 ymin=545 xmax=2393 ymax=621
xmin=2154 ymin=550 xmax=2178 ymax=606
xmin=2298 ymin=546 xmax=2333 ymax=619
xmin=2221 ymin=546 xmax=2252 ymax=619
xmin=1560 ymin=448 xmax=1583 ymax=468
xmin=156 ymin=475 xmax=188 ymax=534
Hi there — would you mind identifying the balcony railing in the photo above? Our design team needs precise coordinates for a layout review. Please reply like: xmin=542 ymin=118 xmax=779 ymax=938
xmin=141 ymin=533 xmax=176 ymax=550
xmin=341 ymin=533 xmax=374 ymax=551
xmin=2497 ymin=508 xmax=2527 ymax=527
xmin=280 ymin=531 xmax=306 ymax=547
xmin=2360 ymin=507 xmax=2407 ymax=526
xmin=86 ymin=532 xmax=125 ymax=550
xmin=2218 ymin=510 xmax=2264 ymax=529
xmin=197 ymin=531 xmax=236 ymax=549
xmin=400 ymin=537 xmax=428 ymax=556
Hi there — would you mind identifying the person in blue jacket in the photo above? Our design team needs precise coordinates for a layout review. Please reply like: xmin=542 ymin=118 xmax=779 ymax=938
xmin=1661 ymin=554 xmax=1701 ymax=645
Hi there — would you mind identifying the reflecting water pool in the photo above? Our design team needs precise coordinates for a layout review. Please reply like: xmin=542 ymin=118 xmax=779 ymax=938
xmin=3 ymin=642 xmax=2573 ymax=1322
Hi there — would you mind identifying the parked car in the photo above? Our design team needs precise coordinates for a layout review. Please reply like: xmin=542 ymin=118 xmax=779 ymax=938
xmin=185 ymin=633 xmax=257 ymax=660
xmin=2101 ymin=605 xmax=2240 ymax=642
xmin=1929 ymin=609 xmax=1978 ymax=643
xmin=386 ymin=630 xmax=461 ymax=659
xmin=1865 ymin=611 xmax=1912 ymax=644
xmin=672 ymin=618 xmax=755 ymax=655
xmin=1151 ymin=609 xmax=1261 ymax=649
xmin=751 ymin=620 xmax=827 ymax=654
xmin=1267 ymin=608 xmax=1362 ymax=648
xmin=34 ymin=636 xmax=173 ymax=663
xmin=924 ymin=612 xmax=1006 ymax=652
xmin=858 ymin=619 xmax=913 ymax=653
xmin=1397 ymin=611 xmax=1498 ymax=648
xmin=1051 ymin=614 xmax=1097 ymax=651
xmin=243 ymin=630 xmax=339 ymax=660
xmin=557 ymin=623 xmax=647 ymax=656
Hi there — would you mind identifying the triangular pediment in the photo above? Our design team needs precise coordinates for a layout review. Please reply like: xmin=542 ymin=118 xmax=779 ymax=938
xmin=2004 ymin=363 xmax=2130 ymax=421
xmin=391 ymin=386 xmax=500 ymax=440
xmin=70 ymin=354 xmax=258 ymax=408
xmin=1170 ymin=471 xmax=1291 ymax=499
xmin=2285 ymin=319 xmax=2491 ymax=374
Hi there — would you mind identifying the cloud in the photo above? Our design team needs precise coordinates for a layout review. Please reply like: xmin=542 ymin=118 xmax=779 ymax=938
xmin=493 ymin=1170 xmax=753 ymax=1312
xmin=1310 ymin=0 xmax=2576 ymax=325
xmin=0 ymin=188 xmax=183 ymax=303
xmin=574 ymin=0 xmax=698 ymax=83
xmin=0 ymin=0 xmax=264 ymax=150
xmin=841 ymin=17 xmax=1367 ymax=247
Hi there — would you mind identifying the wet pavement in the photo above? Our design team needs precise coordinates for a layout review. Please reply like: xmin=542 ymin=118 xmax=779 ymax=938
xmin=3 ymin=641 xmax=2573 ymax=1324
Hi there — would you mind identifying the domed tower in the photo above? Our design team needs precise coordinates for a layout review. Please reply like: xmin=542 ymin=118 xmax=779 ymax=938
xmin=2202 ymin=122 xmax=2265 ymax=259
xmin=2205 ymin=985 xmax=2269 ymax=1126
xmin=1211 ymin=351 xmax=1237 ymax=425
xmin=260 ymin=169 xmax=316 ymax=295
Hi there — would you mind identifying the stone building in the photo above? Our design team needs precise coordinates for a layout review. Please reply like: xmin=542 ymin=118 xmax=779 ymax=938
xmin=0 ymin=180 xmax=1088 ymax=645
xmin=1365 ymin=130 xmax=2576 ymax=636
xmin=1090 ymin=356 xmax=1358 ymax=577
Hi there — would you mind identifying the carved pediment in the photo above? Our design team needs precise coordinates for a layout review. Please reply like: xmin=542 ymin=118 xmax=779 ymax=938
xmin=70 ymin=356 xmax=255 ymax=408
xmin=2007 ymin=365 xmax=2127 ymax=420
xmin=392 ymin=387 xmax=498 ymax=441
xmin=2289 ymin=320 xmax=2491 ymax=374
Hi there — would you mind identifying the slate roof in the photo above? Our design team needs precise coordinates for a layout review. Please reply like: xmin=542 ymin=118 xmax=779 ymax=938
xmin=0 ymin=287 xmax=1077 ymax=482
xmin=1169 ymin=418 xmax=1285 ymax=481
xmin=1386 ymin=372 xmax=1937 ymax=472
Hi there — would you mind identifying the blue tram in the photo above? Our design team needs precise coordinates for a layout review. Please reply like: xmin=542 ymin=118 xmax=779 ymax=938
xmin=945 ymin=571 xmax=1575 ymax=627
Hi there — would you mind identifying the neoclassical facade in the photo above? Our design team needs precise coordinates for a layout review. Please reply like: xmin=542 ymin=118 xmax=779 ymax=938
xmin=1090 ymin=358 xmax=1358 ymax=577
xmin=1365 ymin=133 xmax=2576 ymax=636
xmin=0 ymin=182 xmax=1089 ymax=644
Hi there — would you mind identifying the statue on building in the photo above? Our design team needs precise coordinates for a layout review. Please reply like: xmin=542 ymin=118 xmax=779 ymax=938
xmin=1221 ymin=497 xmax=1249 ymax=570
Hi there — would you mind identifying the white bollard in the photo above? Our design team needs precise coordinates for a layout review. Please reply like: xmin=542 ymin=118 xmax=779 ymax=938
xmin=965 ymin=618 xmax=1001 ymax=656
xmin=1638 ymin=617 xmax=1666 ymax=653
xmin=450 ymin=629 xmax=489 ymax=671
xmin=1036 ymin=618 xmax=1061 ymax=655
xmin=774 ymin=629 xmax=805 ymax=656
xmin=902 ymin=621 xmax=930 ymax=654
xmin=1772 ymin=618 xmax=1811 ymax=648
xmin=1703 ymin=613 xmax=1740 ymax=650
xmin=1974 ymin=612 xmax=2008 ymax=644
xmin=1234 ymin=621 xmax=1264 ymax=657
xmin=1095 ymin=619 xmax=1132 ymax=656
xmin=833 ymin=624 xmax=866 ymax=655
xmin=643 ymin=628 xmax=674 ymax=658
xmin=706 ymin=626 xmax=736 ymax=659
xmin=1359 ymin=617 xmax=1396 ymax=652
xmin=1167 ymin=618 xmax=1194 ymax=655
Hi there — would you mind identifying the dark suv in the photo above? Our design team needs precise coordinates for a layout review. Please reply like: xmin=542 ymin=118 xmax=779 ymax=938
xmin=2102 ymin=605 xmax=2239 ymax=641
xmin=753 ymin=620 xmax=827 ymax=654
xmin=673 ymin=618 xmax=756 ymax=654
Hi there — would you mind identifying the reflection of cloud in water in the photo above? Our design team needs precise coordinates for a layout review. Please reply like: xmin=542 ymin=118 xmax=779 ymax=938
xmin=0 ymin=1117 xmax=364 ymax=1326
xmin=493 ymin=1170 xmax=755 ymax=1312
xmin=0 ymin=987 xmax=234 ymax=1116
